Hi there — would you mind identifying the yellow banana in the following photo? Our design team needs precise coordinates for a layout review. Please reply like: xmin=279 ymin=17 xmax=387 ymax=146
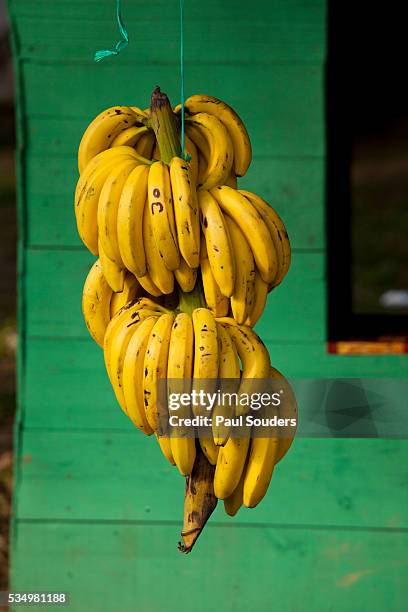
xmin=117 ymin=164 xmax=149 ymax=277
xmin=174 ymin=258 xmax=197 ymax=293
xmin=169 ymin=157 xmax=200 ymax=268
xmin=217 ymin=319 xmax=271 ymax=417
xmin=270 ymin=366 xmax=297 ymax=465
xmin=200 ymin=240 xmax=229 ymax=317
xmin=224 ymin=215 xmax=256 ymax=324
xmin=185 ymin=113 xmax=233 ymax=189
xmin=106 ymin=311 xmax=147 ymax=416
xmin=75 ymin=150 xmax=136 ymax=255
xmin=192 ymin=308 xmax=219 ymax=465
xmin=168 ymin=313 xmax=196 ymax=476
xmin=136 ymin=271 xmax=162 ymax=297
xmin=245 ymin=270 xmax=269 ymax=327
xmin=104 ymin=300 xmax=164 ymax=384
xmin=212 ymin=324 xmax=240 ymax=446
xmin=198 ymin=189 xmax=235 ymax=297
xmin=148 ymin=161 xmax=180 ymax=271
xmin=111 ymin=125 xmax=149 ymax=148
xmin=135 ymin=131 xmax=156 ymax=159
xmin=210 ymin=186 xmax=278 ymax=284
xmin=97 ymin=158 xmax=138 ymax=264
xmin=122 ymin=316 xmax=157 ymax=435
xmin=109 ymin=273 xmax=142 ymax=318
xmin=184 ymin=134 xmax=199 ymax=186
xmin=239 ymin=190 xmax=291 ymax=287
xmin=143 ymin=199 xmax=174 ymax=294
xmin=82 ymin=259 xmax=113 ymax=347
xmin=143 ymin=313 xmax=174 ymax=432
xmin=224 ymin=465 xmax=245 ymax=516
xmin=98 ymin=239 xmax=125 ymax=292
xmin=243 ymin=417 xmax=279 ymax=508
xmin=184 ymin=94 xmax=252 ymax=177
xmin=78 ymin=106 xmax=147 ymax=173
xmin=185 ymin=123 xmax=210 ymax=160
xmin=156 ymin=433 xmax=176 ymax=466
xmin=224 ymin=171 xmax=238 ymax=188
xmin=214 ymin=433 xmax=250 ymax=500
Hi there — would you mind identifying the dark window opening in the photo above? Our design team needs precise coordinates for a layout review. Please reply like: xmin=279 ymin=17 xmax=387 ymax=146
xmin=327 ymin=1 xmax=408 ymax=341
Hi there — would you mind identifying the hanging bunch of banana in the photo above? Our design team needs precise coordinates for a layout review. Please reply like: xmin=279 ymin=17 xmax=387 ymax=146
xmin=75 ymin=86 xmax=297 ymax=553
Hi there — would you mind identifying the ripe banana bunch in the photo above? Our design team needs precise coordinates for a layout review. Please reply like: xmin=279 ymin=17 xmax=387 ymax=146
xmin=76 ymin=87 xmax=296 ymax=550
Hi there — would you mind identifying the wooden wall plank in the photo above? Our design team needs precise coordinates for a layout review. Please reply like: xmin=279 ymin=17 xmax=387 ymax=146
xmin=24 ymin=250 xmax=325 ymax=341
xmin=23 ymin=64 xmax=324 ymax=156
xmin=11 ymin=522 xmax=407 ymax=612
xmin=16 ymin=432 xmax=408 ymax=528
xmin=26 ymin=156 xmax=324 ymax=250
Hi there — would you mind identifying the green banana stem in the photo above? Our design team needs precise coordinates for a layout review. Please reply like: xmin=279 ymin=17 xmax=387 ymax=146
xmin=178 ymin=280 xmax=205 ymax=315
xmin=150 ymin=86 xmax=181 ymax=163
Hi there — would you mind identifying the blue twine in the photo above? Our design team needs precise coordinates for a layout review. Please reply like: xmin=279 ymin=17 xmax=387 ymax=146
xmin=94 ymin=0 xmax=129 ymax=62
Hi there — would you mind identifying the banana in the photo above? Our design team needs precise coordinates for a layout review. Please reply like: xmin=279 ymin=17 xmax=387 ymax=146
xmin=200 ymin=241 xmax=229 ymax=317
xmin=97 ymin=158 xmax=138 ymax=264
xmin=98 ymin=239 xmax=125 ymax=292
xmin=243 ymin=414 xmax=279 ymax=508
xmin=156 ymin=433 xmax=176 ymax=466
xmin=224 ymin=172 xmax=238 ymax=188
xmin=78 ymin=106 xmax=147 ymax=173
xmin=169 ymin=157 xmax=200 ymax=268
xmin=82 ymin=259 xmax=113 ymax=347
xmin=223 ymin=459 xmax=246 ymax=516
xmin=136 ymin=271 xmax=162 ymax=297
xmin=184 ymin=94 xmax=252 ymax=177
xmin=111 ymin=125 xmax=150 ymax=147
xmin=143 ymin=313 xmax=174 ymax=432
xmin=122 ymin=316 xmax=157 ymax=435
xmin=245 ymin=270 xmax=269 ymax=327
xmin=104 ymin=299 xmax=164 ymax=384
xmin=184 ymin=134 xmax=199 ymax=186
xmin=168 ymin=313 xmax=196 ymax=476
xmin=192 ymin=308 xmax=219 ymax=465
xmin=198 ymin=189 xmax=235 ymax=297
xmin=224 ymin=368 xmax=296 ymax=512
xmin=174 ymin=258 xmax=197 ymax=293
xmin=136 ymin=131 xmax=156 ymax=158
xmin=217 ymin=319 xmax=271 ymax=417
xmin=212 ymin=324 xmax=240 ymax=446
xmin=109 ymin=273 xmax=142 ymax=318
xmin=143 ymin=198 xmax=174 ymax=294
xmin=239 ymin=190 xmax=291 ymax=287
xmin=117 ymin=164 xmax=149 ymax=277
xmin=75 ymin=149 xmax=137 ymax=255
xmin=214 ymin=433 xmax=250 ymax=500
xmin=210 ymin=186 xmax=278 ymax=284
xmin=224 ymin=215 xmax=256 ymax=324
xmin=185 ymin=123 xmax=210 ymax=160
xmin=106 ymin=310 xmax=148 ymax=416
xmin=148 ymin=161 xmax=180 ymax=271
xmin=270 ymin=366 xmax=297 ymax=465
xmin=185 ymin=113 xmax=233 ymax=189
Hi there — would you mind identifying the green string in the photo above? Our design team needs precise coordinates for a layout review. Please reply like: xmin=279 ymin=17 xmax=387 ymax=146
xmin=94 ymin=0 xmax=129 ymax=62
xmin=180 ymin=0 xmax=186 ymax=159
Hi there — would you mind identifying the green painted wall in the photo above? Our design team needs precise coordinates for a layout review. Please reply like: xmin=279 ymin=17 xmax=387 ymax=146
xmin=7 ymin=0 xmax=408 ymax=610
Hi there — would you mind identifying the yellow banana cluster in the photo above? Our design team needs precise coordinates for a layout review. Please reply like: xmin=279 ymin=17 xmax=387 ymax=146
xmin=76 ymin=89 xmax=296 ymax=540
xmin=96 ymin=296 xmax=296 ymax=511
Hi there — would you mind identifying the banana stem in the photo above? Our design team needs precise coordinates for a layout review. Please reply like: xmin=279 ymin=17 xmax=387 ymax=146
xmin=178 ymin=444 xmax=218 ymax=554
xmin=178 ymin=279 xmax=205 ymax=315
xmin=150 ymin=86 xmax=181 ymax=163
